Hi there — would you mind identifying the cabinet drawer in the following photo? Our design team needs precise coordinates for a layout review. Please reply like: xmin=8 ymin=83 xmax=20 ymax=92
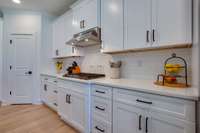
xmin=92 ymin=96 xmax=112 ymax=122
xmin=42 ymin=76 xmax=57 ymax=84
xmin=113 ymin=88 xmax=195 ymax=122
xmin=58 ymin=79 xmax=88 ymax=95
xmin=92 ymin=85 xmax=112 ymax=99
xmin=92 ymin=118 xmax=112 ymax=133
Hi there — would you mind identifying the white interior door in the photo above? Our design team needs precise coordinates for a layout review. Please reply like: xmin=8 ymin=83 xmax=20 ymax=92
xmin=9 ymin=34 xmax=35 ymax=104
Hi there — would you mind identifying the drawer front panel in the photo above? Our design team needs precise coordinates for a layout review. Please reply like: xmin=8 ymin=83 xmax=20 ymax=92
xmin=42 ymin=76 xmax=57 ymax=85
xmin=92 ymin=118 xmax=112 ymax=133
xmin=113 ymin=88 xmax=195 ymax=122
xmin=92 ymin=85 xmax=112 ymax=99
xmin=58 ymin=79 xmax=88 ymax=95
xmin=92 ymin=96 xmax=112 ymax=122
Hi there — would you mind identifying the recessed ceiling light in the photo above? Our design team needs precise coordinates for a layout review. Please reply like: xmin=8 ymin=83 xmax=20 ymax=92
xmin=12 ymin=0 xmax=21 ymax=4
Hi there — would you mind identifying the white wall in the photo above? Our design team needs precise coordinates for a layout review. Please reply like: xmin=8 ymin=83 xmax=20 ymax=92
xmin=40 ymin=14 xmax=56 ymax=74
xmin=0 ymin=17 xmax=3 ymax=101
xmin=192 ymin=0 xmax=200 ymax=89
xmin=2 ymin=9 xmax=42 ymax=104
xmin=59 ymin=47 xmax=192 ymax=83
xmin=192 ymin=0 xmax=200 ymax=132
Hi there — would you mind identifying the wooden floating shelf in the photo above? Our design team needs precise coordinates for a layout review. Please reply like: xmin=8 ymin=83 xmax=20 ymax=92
xmin=101 ymin=43 xmax=192 ymax=54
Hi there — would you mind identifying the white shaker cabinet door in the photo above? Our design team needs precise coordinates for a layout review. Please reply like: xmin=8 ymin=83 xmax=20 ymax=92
xmin=113 ymin=101 xmax=144 ymax=133
xmin=152 ymin=0 xmax=192 ymax=47
xmin=70 ymin=92 xmax=86 ymax=133
xmin=52 ymin=17 xmax=64 ymax=58
xmin=58 ymin=87 xmax=72 ymax=122
xmin=148 ymin=112 xmax=195 ymax=133
xmin=124 ymin=0 xmax=152 ymax=49
xmin=84 ymin=0 xmax=98 ymax=30
xmin=101 ymin=0 xmax=124 ymax=52
xmin=63 ymin=12 xmax=74 ymax=56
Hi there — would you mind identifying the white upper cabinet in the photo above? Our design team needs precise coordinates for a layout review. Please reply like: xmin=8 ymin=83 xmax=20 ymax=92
xmin=52 ymin=11 xmax=79 ymax=58
xmin=72 ymin=0 xmax=99 ymax=34
xmin=101 ymin=0 xmax=192 ymax=53
xmin=124 ymin=0 xmax=151 ymax=49
xmin=84 ymin=0 xmax=99 ymax=30
xmin=152 ymin=0 xmax=192 ymax=47
xmin=72 ymin=5 xmax=83 ymax=34
xmin=52 ymin=15 xmax=65 ymax=57
xmin=101 ymin=0 xmax=124 ymax=52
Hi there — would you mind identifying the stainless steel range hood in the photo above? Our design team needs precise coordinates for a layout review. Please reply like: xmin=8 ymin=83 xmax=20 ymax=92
xmin=66 ymin=27 xmax=101 ymax=47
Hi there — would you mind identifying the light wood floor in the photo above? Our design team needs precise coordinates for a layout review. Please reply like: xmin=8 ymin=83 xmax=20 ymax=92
xmin=0 ymin=104 xmax=79 ymax=133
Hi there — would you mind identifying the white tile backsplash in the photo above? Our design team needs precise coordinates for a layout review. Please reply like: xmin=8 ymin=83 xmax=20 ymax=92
xmin=60 ymin=46 xmax=192 ymax=83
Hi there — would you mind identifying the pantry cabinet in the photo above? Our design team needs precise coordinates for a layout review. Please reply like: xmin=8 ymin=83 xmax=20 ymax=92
xmin=101 ymin=0 xmax=192 ymax=53
xmin=52 ymin=11 xmax=78 ymax=58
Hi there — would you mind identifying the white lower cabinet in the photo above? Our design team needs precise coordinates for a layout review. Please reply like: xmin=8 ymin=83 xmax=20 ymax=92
xmin=40 ymin=78 xmax=196 ymax=133
xmin=148 ymin=112 xmax=195 ymax=133
xmin=113 ymin=102 xmax=144 ymax=133
xmin=41 ymin=76 xmax=58 ymax=111
xmin=92 ymin=118 xmax=112 ymax=133
xmin=58 ymin=87 xmax=71 ymax=121
xmin=91 ymin=85 xmax=113 ymax=133
xmin=70 ymin=91 xmax=86 ymax=132
xmin=57 ymin=80 xmax=89 ymax=133
xmin=113 ymin=88 xmax=196 ymax=133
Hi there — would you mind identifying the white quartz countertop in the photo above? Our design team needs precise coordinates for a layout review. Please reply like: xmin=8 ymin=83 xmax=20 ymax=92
xmin=40 ymin=73 xmax=199 ymax=101
xmin=92 ymin=78 xmax=199 ymax=101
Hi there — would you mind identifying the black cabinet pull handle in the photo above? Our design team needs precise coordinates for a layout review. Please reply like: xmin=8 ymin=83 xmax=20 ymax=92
xmin=55 ymin=49 xmax=59 ymax=56
xmin=152 ymin=29 xmax=155 ymax=42
xmin=146 ymin=30 xmax=150 ymax=43
xmin=54 ymin=90 xmax=58 ymax=93
xmin=146 ymin=117 xmax=149 ymax=133
xmin=95 ymin=126 xmax=105 ymax=132
xmin=95 ymin=90 xmax=106 ymax=94
xmin=44 ymin=84 xmax=47 ymax=91
xmin=136 ymin=99 xmax=152 ymax=105
xmin=68 ymin=94 xmax=71 ymax=104
xmin=54 ymin=103 xmax=58 ymax=106
xmin=66 ymin=94 xmax=69 ymax=103
xmin=95 ymin=106 xmax=105 ymax=111
xmin=139 ymin=115 xmax=142 ymax=130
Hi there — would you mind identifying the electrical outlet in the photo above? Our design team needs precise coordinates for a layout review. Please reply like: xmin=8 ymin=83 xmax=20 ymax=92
xmin=137 ymin=60 xmax=143 ymax=67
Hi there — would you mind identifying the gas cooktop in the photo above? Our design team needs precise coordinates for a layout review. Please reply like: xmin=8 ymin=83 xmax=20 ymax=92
xmin=63 ymin=73 xmax=105 ymax=80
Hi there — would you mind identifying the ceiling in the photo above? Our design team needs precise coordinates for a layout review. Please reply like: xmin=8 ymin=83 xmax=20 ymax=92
xmin=0 ymin=0 xmax=77 ymax=16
